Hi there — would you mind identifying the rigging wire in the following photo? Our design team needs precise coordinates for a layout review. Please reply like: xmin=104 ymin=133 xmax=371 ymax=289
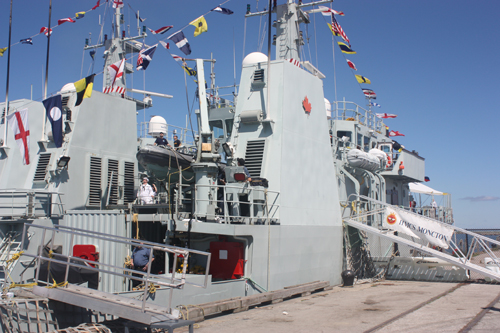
xmin=258 ymin=21 xmax=267 ymax=53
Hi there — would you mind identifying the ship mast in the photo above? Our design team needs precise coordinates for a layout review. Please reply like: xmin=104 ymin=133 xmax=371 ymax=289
xmin=84 ymin=4 xmax=146 ymax=93
xmin=246 ymin=0 xmax=333 ymax=62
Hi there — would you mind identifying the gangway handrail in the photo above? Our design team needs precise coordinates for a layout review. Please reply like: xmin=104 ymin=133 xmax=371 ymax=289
xmin=344 ymin=194 xmax=500 ymax=282
xmin=17 ymin=223 xmax=211 ymax=314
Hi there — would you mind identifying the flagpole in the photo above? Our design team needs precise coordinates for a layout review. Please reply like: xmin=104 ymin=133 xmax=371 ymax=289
xmin=2 ymin=0 xmax=13 ymax=147
xmin=41 ymin=0 xmax=53 ymax=141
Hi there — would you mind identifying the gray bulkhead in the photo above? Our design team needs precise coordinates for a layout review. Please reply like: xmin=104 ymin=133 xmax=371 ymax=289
xmin=224 ymin=58 xmax=344 ymax=288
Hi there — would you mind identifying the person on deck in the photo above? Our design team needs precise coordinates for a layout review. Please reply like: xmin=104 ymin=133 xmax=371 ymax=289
xmin=173 ymin=135 xmax=181 ymax=150
xmin=431 ymin=199 xmax=438 ymax=218
xmin=137 ymin=177 xmax=155 ymax=204
xmin=154 ymin=132 xmax=171 ymax=147
xmin=131 ymin=242 xmax=154 ymax=289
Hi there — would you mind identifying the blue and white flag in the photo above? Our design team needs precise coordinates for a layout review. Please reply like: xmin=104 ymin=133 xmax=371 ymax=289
xmin=20 ymin=38 xmax=33 ymax=45
xmin=168 ymin=30 xmax=191 ymax=55
xmin=136 ymin=44 xmax=157 ymax=71
xmin=213 ymin=6 xmax=234 ymax=15
xmin=370 ymin=101 xmax=381 ymax=108
xmin=43 ymin=95 xmax=63 ymax=148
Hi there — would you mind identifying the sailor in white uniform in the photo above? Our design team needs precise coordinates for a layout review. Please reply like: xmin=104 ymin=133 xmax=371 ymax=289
xmin=137 ymin=177 xmax=155 ymax=204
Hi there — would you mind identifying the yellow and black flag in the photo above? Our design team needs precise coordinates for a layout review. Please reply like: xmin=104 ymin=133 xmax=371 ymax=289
xmin=183 ymin=66 xmax=197 ymax=76
xmin=189 ymin=16 xmax=208 ymax=37
xmin=0 ymin=47 xmax=8 ymax=57
xmin=355 ymin=75 xmax=371 ymax=84
xmin=74 ymin=74 xmax=95 ymax=106
xmin=337 ymin=42 xmax=356 ymax=54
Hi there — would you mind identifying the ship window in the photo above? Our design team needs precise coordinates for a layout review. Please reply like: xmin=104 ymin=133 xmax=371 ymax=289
xmin=337 ymin=131 xmax=351 ymax=147
xmin=364 ymin=136 xmax=370 ymax=152
xmin=210 ymin=120 xmax=224 ymax=139
xmin=225 ymin=119 xmax=233 ymax=138
xmin=379 ymin=144 xmax=391 ymax=154
xmin=357 ymin=133 xmax=363 ymax=149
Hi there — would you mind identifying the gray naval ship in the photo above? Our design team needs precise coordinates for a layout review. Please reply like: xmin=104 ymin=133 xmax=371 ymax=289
xmin=0 ymin=1 xmax=499 ymax=331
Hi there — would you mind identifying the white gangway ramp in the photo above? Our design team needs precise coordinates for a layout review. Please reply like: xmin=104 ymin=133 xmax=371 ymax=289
xmin=343 ymin=195 xmax=500 ymax=282
xmin=17 ymin=224 xmax=211 ymax=325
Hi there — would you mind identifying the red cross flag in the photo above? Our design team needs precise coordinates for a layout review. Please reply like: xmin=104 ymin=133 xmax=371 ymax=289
xmin=7 ymin=109 xmax=30 ymax=165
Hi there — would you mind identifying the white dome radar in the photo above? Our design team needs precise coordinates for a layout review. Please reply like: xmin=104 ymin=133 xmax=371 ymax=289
xmin=148 ymin=116 xmax=168 ymax=137
xmin=242 ymin=52 xmax=268 ymax=66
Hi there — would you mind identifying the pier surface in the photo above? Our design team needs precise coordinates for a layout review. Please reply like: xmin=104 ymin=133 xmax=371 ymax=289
xmin=189 ymin=281 xmax=499 ymax=333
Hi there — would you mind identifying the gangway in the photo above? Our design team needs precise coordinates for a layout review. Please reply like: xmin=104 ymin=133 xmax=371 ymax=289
xmin=12 ymin=224 xmax=211 ymax=327
xmin=343 ymin=195 xmax=500 ymax=282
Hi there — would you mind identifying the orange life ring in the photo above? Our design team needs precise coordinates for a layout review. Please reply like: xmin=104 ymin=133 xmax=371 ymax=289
xmin=386 ymin=154 xmax=392 ymax=168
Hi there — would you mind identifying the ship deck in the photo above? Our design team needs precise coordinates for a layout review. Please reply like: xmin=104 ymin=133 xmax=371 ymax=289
xmin=192 ymin=280 xmax=500 ymax=333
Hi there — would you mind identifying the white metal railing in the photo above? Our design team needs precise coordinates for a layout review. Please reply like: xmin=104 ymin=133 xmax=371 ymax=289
xmin=0 ymin=190 xmax=64 ymax=218
xmin=343 ymin=194 xmax=500 ymax=282
xmin=332 ymin=100 xmax=385 ymax=133
xmin=17 ymin=223 xmax=211 ymax=313
xmin=190 ymin=184 xmax=280 ymax=225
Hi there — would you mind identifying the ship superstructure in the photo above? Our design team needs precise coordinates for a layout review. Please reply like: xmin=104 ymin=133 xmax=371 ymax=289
xmin=0 ymin=1 xmax=498 ymax=332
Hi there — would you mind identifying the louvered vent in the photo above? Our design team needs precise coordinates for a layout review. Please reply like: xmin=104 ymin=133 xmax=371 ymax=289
xmin=244 ymin=140 xmax=265 ymax=177
xmin=253 ymin=69 xmax=264 ymax=83
xmin=107 ymin=159 xmax=119 ymax=205
xmin=33 ymin=154 xmax=51 ymax=182
xmin=61 ymin=96 xmax=70 ymax=108
xmin=88 ymin=157 xmax=102 ymax=207
xmin=123 ymin=161 xmax=135 ymax=203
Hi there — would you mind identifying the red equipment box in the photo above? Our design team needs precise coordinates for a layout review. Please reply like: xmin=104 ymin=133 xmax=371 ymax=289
xmin=209 ymin=241 xmax=245 ymax=280
xmin=73 ymin=244 xmax=99 ymax=267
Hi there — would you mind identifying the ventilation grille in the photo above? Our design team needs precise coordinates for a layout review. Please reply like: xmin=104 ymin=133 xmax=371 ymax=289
xmin=253 ymin=69 xmax=264 ymax=83
xmin=61 ymin=96 xmax=70 ymax=108
xmin=88 ymin=157 xmax=102 ymax=207
xmin=244 ymin=140 xmax=265 ymax=177
xmin=107 ymin=159 xmax=119 ymax=205
xmin=123 ymin=161 xmax=135 ymax=203
xmin=33 ymin=154 xmax=51 ymax=182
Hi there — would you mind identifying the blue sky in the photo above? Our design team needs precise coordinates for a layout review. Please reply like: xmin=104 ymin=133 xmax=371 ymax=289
xmin=1 ymin=1 xmax=499 ymax=229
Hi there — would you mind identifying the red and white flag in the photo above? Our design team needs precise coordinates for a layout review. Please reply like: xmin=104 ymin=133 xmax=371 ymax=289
xmin=318 ymin=6 xmax=345 ymax=16
xmin=40 ymin=27 xmax=53 ymax=37
xmin=389 ymin=130 xmax=405 ymax=137
xmin=103 ymin=59 xmax=125 ymax=94
xmin=159 ymin=41 xmax=170 ymax=49
xmin=58 ymin=17 xmax=75 ymax=25
xmin=113 ymin=0 xmax=124 ymax=9
xmin=376 ymin=113 xmax=397 ymax=119
xmin=331 ymin=15 xmax=350 ymax=46
xmin=171 ymin=54 xmax=183 ymax=62
xmin=7 ymin=109 xmax=30 ymax=165
xmin=346 ymin=59 xmax=357 ymax=71
xmin=148 ymin=26 xmax=173 ymax=35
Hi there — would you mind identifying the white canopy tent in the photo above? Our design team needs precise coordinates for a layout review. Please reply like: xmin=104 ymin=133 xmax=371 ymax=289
xmin=409 ymin=182 xmax=447 ymax=196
